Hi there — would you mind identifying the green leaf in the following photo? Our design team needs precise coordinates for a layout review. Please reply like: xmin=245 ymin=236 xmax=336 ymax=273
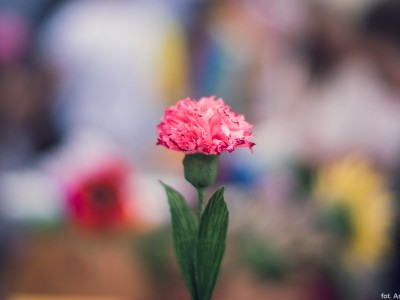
xmin=196 ymin=186 xmax=229 ymax=300
xmin=161 ymin=182 xmax=199 ymax=300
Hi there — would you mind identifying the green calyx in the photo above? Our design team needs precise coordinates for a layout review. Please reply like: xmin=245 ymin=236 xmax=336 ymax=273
xmin=183 ymin=154 xmax=219 ymax=189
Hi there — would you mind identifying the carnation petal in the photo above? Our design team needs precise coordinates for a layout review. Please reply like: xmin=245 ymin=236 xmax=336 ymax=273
xmin=157 ymin=96 xmax=255 ymax=155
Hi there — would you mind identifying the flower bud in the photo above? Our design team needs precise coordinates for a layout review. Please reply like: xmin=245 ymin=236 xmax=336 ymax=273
xmin=183 ymin=154 xmax=219 ymax=189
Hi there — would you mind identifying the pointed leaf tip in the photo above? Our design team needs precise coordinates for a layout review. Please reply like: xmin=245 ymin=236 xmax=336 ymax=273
xmin=196 ymin=185 xmax=229 ymax=300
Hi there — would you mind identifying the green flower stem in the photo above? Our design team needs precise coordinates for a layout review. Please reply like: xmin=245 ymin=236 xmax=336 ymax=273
xmin=197 ymin=187 xmax=205 ymax=218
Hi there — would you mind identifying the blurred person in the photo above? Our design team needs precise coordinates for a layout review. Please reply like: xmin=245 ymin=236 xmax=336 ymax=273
xmin=251 ymin=1 xmax=400 ymax=298
xmin=297 ymin=2 xmax=400 ymax=167
xmin=362 ymin=0 xmax=400 ymax=95
xmin=254 ymin=0 xmax=400 ymax=172
xmin=0 ymin=63 xmax=58 ymax=169
xmin=1 ymin=0 xmax=189 ymax=230
xmin=222 ymin=0 xmax=309 ymax=192
xmin=301 ymin=1 xmax=400 ymax=171
xmin=0 ymin=4 xmax=60 ymax=169
xmin=361 ymin=0 xmax=400 ymax=294
xmin=0 ymin=10 xmax=29 ymax=65
xmin=187 ymin=0 xmax=272 ymax=118
xmin=38 ymin=0 xmax=188 ymax=166
xmin=0 ymin=4 xmax=63 ymax=297
xmin=0 ymin=2 xmax=189 ymax=297
xmin=186 ymin=0 xmax=308 ymax=191
xmin=0 ymin=6 xmax=61 ymax=227
xmin=16 ymin=0 xmax=193 ymax=229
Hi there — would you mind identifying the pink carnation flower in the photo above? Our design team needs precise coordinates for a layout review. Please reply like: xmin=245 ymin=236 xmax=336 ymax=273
xmin=157 ymin=96 xmax=255 ymax=155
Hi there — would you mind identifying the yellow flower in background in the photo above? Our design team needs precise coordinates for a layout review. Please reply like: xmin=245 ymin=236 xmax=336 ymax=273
xmin=314 ymin=156 xmax=393 ymax=269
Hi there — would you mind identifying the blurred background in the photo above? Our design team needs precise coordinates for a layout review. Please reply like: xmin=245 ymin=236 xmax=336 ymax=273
xmin=0 ymin=0 xmax=400 ymax=299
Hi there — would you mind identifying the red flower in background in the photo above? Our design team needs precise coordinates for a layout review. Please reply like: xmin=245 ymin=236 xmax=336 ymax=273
xmin=67 ymin=162 xmax=132 ymax=231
